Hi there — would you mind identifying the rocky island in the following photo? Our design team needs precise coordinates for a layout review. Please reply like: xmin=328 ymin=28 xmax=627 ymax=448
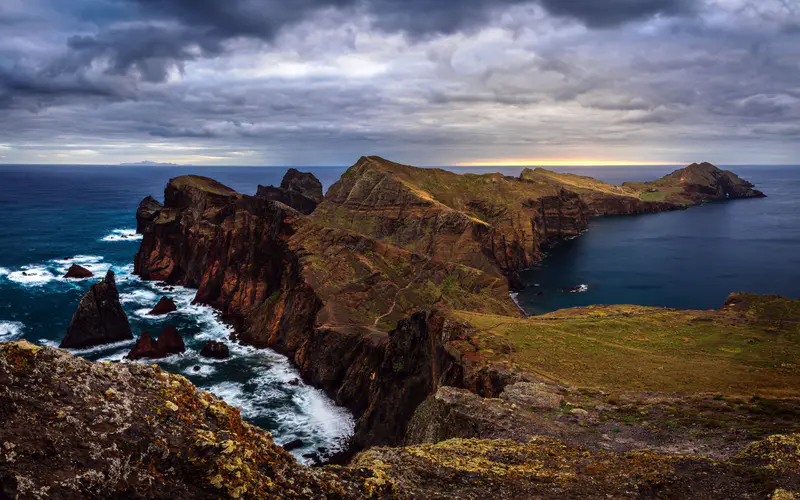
xmin=4 ymin=157 xmax=798 ymax=499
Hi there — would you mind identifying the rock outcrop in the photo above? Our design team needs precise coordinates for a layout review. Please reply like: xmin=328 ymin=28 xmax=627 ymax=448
xmin=199 ymin=340 xmax=229 ymax=359
xmin=135 ymin=195 xmax=163 ymax=233
xmin=0 ymin=341 xmax=379 ymax=499
xmin=59 ymin=270 xmax=132 ymax=349
xmin=148 ymin=296 xmax=177 ymax=315
xmin=280 ymin=168 xmax=324 ymax=203
xmin=126 ymin=325 xmax=186 ymax=360
xmin=256 ymin=168 xmax=324 ymax=215
xmin=63 ymin=264 xmax=93 ymax=279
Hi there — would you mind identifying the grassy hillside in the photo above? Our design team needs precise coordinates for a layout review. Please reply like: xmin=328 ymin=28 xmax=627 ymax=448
xmin=449 ymin=295 xmax=800 ymax=396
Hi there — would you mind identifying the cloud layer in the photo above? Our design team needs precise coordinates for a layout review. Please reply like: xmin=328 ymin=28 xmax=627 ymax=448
xmin=0 ymin=0 xmax=798 ymax=165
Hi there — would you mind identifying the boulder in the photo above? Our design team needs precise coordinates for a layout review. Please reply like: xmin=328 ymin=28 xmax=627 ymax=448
xmin=126 ymin=325 xmax=185 ymax=360
xmin=60 ymin=270 xmax=132 ymax=349
xmin=149 ymin=296 xmax=177 ymax=315
xmin=63 ymin=264 xmax=93 ymax=279
xmin=199 ymin=340 xmax=229 ymax=359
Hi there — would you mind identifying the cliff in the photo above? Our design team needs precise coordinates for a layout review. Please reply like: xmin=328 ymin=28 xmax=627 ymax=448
xmin=521 ymin=162 xmax=766 ymax=215
xmin=134 ymin=172 xmax=521 ymax=452
xmin=623 ymin=162 xmax=766 ymax=206
xmin=132 ymin=159 xmax=771 ymax=456
xmin=3 ymin=339 xmax=800 ymax=499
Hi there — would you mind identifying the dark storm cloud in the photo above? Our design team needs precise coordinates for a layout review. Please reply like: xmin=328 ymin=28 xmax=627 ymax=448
xmin=0 ymin=0 xmax=798 ymax=165
xmin=52 ymin=0 xmax=699 ymax=83
xmin=539 ymin=0 xmax=694 ymax=27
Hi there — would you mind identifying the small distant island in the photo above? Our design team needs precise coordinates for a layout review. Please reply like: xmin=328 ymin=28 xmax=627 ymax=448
xmin=119 ymin=160 xmax=189 ymax=166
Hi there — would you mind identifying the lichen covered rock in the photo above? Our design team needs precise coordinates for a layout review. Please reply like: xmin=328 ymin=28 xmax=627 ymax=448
xmin=0 ymin=341 xmax=381 ymax=499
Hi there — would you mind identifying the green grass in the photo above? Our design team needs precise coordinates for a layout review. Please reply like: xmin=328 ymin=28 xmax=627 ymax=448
xmin=451 ymin=302 xmax=800 ymax=397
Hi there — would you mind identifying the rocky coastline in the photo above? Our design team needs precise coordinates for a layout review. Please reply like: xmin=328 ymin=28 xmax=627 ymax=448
xmin=3 ymin=157 xmax=796 ymax=499
xmin=131 ymin=158 xmax=773 ymax=453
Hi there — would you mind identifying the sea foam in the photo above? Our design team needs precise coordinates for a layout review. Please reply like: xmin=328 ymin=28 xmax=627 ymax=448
xmin=0 ymin=321 xmax=24 ymax=341
xmin=4 ymin=255 xmax=113 ymax=286
xmin=101 ymin=229 xmax=142 ymax=242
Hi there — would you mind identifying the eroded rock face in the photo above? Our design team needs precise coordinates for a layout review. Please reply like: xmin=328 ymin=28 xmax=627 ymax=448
xmin=126 ymin=325 xmax=186 ymax=360
xmin=256 ymin=169 xmax=324 ymax=215
xmin=521 ymin=167 xmax=677 ymax=216
xmin=63 ymin=264 xmax=93 ymax=279
xmin=60 ymin=270 xmax=132 ymax=349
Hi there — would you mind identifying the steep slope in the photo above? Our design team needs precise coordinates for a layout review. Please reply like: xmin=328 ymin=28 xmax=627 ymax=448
xmin=316 ymin=156 xmax=590 ymax=279
xmin=134 ymin=174 xmax=520 ymax=451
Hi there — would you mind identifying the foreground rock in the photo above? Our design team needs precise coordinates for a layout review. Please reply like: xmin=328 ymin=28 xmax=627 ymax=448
xmin=0 ymin=341 xmax=376 ymax=499
xmin=2 ymin=341 xmax=799 ymax=499
xmin=59 ymin=270 xmax=132 ymax=349
xmin=126 ymin=325 xmax=186 ymax=360
xmin=199 ymin=340 xmax=229 ymax=359
xmin=63 ymin=264 xmax=93 ymax=279
xmin=256 ymin=168 xmax=324 ymax=215
xmin=148 ymin=295 xmax=177 ymax=315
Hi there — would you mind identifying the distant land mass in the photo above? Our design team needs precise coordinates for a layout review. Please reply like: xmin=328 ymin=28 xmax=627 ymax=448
xmin=119 ymin=160 xmax=188 ymax=166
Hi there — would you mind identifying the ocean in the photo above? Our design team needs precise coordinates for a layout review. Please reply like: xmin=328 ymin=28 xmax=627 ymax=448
xmin=0 ymin=163 xmax=798 ymax=460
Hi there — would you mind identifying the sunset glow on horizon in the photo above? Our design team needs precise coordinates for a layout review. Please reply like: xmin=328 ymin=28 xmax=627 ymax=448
xmin=455 ymin=159 xmax=686 ymax=168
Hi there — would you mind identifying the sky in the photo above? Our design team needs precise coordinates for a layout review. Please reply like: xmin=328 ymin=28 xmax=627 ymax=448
xmin=0 ymin=0 xmax=798 ymax=166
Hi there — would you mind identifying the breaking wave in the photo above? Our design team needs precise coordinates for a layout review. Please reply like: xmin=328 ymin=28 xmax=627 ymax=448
xmin=101 ymin=229 xmax=142 ymax=242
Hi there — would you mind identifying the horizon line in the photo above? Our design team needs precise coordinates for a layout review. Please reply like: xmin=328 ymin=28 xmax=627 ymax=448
xmin=2 ymin=162 xmax=799 ymax=168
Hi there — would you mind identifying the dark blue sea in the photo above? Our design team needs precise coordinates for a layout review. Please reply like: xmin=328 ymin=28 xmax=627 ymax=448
xmin=0 ymin=163 xmax=798 ymax=458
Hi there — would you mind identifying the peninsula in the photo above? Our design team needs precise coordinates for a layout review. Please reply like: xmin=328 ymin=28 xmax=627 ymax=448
xmin=3 ymin=157 xmax=797 ymax=499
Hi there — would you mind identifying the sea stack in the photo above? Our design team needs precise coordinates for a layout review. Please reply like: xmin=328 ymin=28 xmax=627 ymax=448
xmin=60 ymin=270 xmax=132 ymax=349
xmin=126 ymin=325 xmax=186 ymax=360
xmin=63 ymin=264 xmax=93 ymax=279
xmin=148 ymin=296 xmax=177 ymax=315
